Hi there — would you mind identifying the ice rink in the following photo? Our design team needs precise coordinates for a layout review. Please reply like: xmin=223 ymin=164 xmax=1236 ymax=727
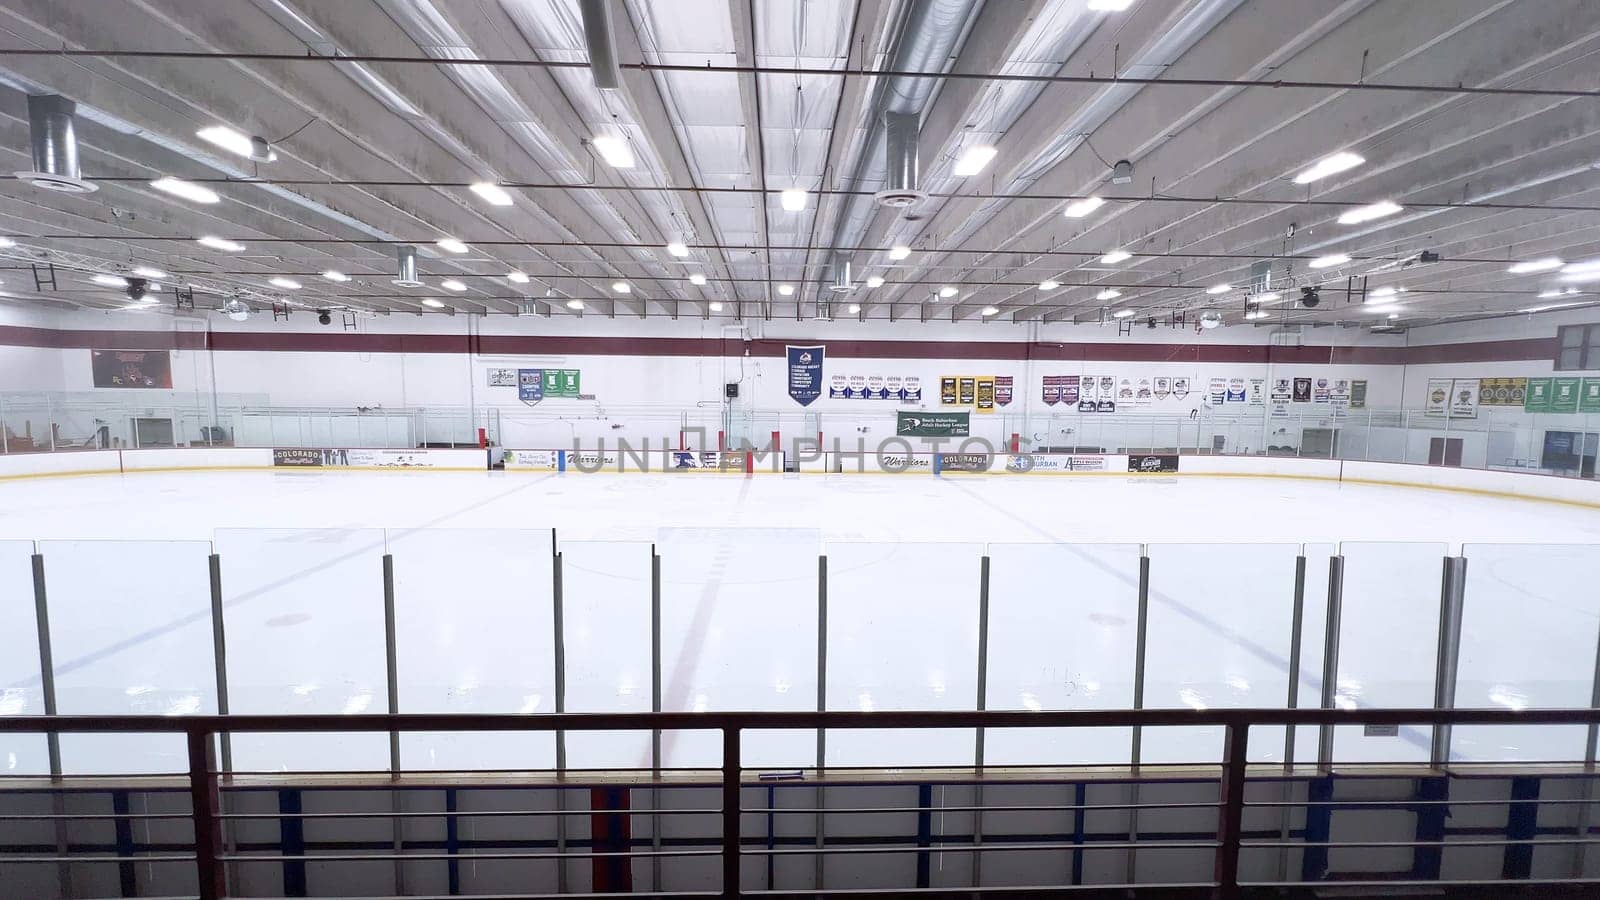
xmin=2 ymin=468 xmax=1598 ymax=777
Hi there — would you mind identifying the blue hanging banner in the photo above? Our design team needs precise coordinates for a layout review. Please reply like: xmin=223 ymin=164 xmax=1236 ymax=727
xmin=518 ymin=368 xmax=543 ymax=402
xmin=787 ymin=345 xmax=824 ymax=406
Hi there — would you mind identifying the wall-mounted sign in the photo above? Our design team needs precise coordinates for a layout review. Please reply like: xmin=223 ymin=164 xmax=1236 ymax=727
xmin=92 ymin=349 xmax=172 ymax=389
xmin=487 ymin=368 xmax=516 ymax=387
xmin=897 ymin=411 xmax=970 ymax=437
xmin=786 ymin=345 xmax=824 ymax=406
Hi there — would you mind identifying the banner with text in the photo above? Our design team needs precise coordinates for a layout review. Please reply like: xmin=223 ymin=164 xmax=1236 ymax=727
xmin=787 ymin=345 xmax=824 ymax=406
xmin=897 ymin=411 xmax=971 ymax=437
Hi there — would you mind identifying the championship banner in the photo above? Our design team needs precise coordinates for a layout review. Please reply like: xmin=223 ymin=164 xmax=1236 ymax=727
xmin=941 ymin=377 xmax=958 ymax=405
xmin=1551 ymin=377 xmax=1582 ymax=413
xmin=1424 ymin=378 xmax=1452 ymax=417
xmin=519 ymin=368 xmax=581 ymax=400
xmin=827 ymin=373 xmax=922 ymax=400
xmin=518 ymin=368 xmax=543 ymax=402
xmin=91 ymin=349 xmax=173 ymax=388
xmin=1450 ymin=378 xmax=1480 ymax=419
xmin=1478 ymin=377 xmax=1527 ymax=407
xmin=994 ymin=376 xmax=1013 ymax=407
xmin=1117 ymin=378 xmax=1135 ymax=406
xmin=975 ymin=377 xmax=996 ymax=412
xmin=958 ymin=377 xmax=977 ymax=405
xmin=1078 ymin=375 xmax=1096 ymax=412
xmin=897 ymin=411 xmax=970 ymax=437
xmin=1096 ymin=375 xmax=1116 ymax=412
xmin=1524 ymin=378 xmax=1553 ymax=412
xmin=787 ymin=345 xmax=824 ymax=406
xmin=1135 ymin=377 xmax=1153 ymax=406
xmin=1060 ymin=375 xmax=1081 ymax=406
xmin=1171 ymin=377 xmax=1191 ymax=400
xmin=1042 ymin=375 xmax=1061 ymax=406
xmin=1226 ymin=378 xmax=1246 ymax=403
xmin=1331 ymin=379 xmax=1351 ymax=406
xmin=1248 ymin=378 xmax=1266 ymax=406
xmin=1350 ymin=380 xmax=1368 ymax=409
xmin=1154 ymin=377 xmax=1171 ymax=400
xmin=1313 ymin=378 xmax=1332 ymax=404
xmin=1583 ymin=379 xmax=1600 ymax=414
xmin=1292 ymin=377 xmax=1312 ymax=403
xmin=1209 ymin=378 xmax=1228 ymax=406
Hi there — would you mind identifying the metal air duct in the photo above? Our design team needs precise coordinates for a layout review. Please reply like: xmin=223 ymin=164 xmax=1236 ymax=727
xmin=829 ymin=255 xmax=855 ymax=293
xmin=16 ymin=94 xmax=96 ymax=193
xmin=874 ymin=112 xmax=925 ymax=208
xmin=392 ymin=245 xmax=424 ymax=287
xmin=579 ymin=0 xmax=623 ymax=91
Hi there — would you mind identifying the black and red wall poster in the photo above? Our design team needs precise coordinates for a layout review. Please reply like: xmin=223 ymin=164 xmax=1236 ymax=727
xmin=91 ymin=349 xmax=173 ymax=388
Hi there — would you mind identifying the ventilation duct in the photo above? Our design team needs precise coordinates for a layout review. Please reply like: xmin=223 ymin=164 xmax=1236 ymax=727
xmin=874 ymin=112 xmax=925 ymax=208
xmin=829 ymin=255 xmax=855 ymax=293
xmin=16 ymin=94 xmax=96 ymax=193
xmin=579 ymin=0 xmax=623 ymax=91
xmin=391 ymin=245 xmax=423 ymax=288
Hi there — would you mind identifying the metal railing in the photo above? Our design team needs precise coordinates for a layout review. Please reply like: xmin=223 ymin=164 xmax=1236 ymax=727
xmin=5 ymin=706 xmax=1600 ymax=899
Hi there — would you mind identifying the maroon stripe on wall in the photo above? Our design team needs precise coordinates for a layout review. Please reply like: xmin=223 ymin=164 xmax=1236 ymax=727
xmin=0 ymin=324 xmax=1559 ymax=364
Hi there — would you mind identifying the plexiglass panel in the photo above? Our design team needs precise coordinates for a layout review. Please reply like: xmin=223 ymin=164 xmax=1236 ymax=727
xmin=1333 ymin=542 xmax=1446 ymax=763
xmin=561 ymin=541 xmax=653 ymax=769
xmin=825 ymin=543 xmax=981 ymax=768
xmin=1453 ymin=544 xmax=1600 ymax=762
xmin=388 ymin=528 xmax=556 ymax=771
xmin=985 ymin=543 xmax=1141 ymax=766
xmin=0 ymin=541 xmax=48 ymax=775
xmin=40 ymin=540 xmax=216 ymax=774
xmin=217 ymin=528 xmax=389 ymax=772
xmin=658 ymin=527 xmax=819 ymax=769
xmin=1143 ymin=544 xmax=1300 ymax=764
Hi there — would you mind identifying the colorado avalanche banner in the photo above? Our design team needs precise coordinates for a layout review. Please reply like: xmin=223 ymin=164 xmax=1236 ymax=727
xmin=787 ymin=345 xmax=824 ymax=406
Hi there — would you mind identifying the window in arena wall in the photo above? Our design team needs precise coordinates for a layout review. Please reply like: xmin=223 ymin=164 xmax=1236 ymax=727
xmin=1554 ymin=324 xmax=1600 ymax=371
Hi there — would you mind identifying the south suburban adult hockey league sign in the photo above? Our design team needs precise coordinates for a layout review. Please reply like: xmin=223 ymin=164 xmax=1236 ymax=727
xmin=787 ymin=345 xmax=824 ymax=406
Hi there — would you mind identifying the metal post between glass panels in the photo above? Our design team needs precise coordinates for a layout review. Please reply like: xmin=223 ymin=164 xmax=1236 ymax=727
xmin=722 ymin=725 xmax=742 ymax=899
xmin=1279 ymin=553 xmax=1309 ymax=881
xmin=973 ymin=554 xmax=990 ymax=888
xmin=1432 ymin=556 xmax=1467 ymax=766
xmin=651 ymin=548 xmax=663 ymax=891
xmin=551 ymin=533 xmax=568 ymax=894
xmin=1126 ymin=551 xmax=1151 ymax=886
xmin=188 ymin=728 xmax=225 ymax=900
xmin=1318 ymin=555 xmax=1346 ymax=768
xmin=1215 ymin=721 xmax=1249 ymax=900
xmin=815 ymin=554 xmax=827 ymax=891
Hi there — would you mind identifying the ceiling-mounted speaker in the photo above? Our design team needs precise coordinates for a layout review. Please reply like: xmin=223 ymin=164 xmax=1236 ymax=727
xmin=392 ymin=245 xmax=424 ymax=288
xmin=1111 ymin=159 xmax=1134 ymax=185
xmin=579 ymin=0 xmax=622 ymax=91
xmin=874 ymin=111 xmax=926 ymax=208
xmin=15 ymin=94 xmax=97 ymax=193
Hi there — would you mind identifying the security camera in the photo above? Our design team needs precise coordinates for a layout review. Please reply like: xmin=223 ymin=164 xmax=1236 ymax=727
xmin=317 ymin=309 xmax=332 ymax=325
xmin=1300 ymin=287 xmax=1321 ymax=308
xmin=126 ymin=278 xmax=151 ymax=302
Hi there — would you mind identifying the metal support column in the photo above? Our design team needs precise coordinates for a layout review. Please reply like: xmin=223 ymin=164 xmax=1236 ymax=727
xmin=1126 ymin=551 xmax=1151 ymax=887
xmin=206 ymin=552 xmax=238 ymax=895
xmin=651 ymin=548 xmax=663 ymax=891
xmin=552 ymin=532 xmax=569 ymax=894
xmin=972 ymin=555 xmax=990 ymax=888
xmin=722 ymin=725 xmax=742 ymax=899
xmin=815 ymin=554 xmax=827 ymax=892
xmin=189 ymin=729 xmax=226 ymax=900
xmin=1278 ymin=554 xmax=1308 ymax=881
xmin=1318 ymin=555 xmax=1346 ymax=768
xmin=32 ymin=550 xmax=70 ymax=898
xmin=1432 ymin=556 xmax=1467 ymax=766
xmin=1215 ymin=722 xmax=1250 ymax=900
xmin=380 ymin=553 xmax=405 ymax=894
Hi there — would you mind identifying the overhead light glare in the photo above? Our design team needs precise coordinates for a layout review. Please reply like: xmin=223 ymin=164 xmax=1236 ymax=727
xmin=197 ymin=236 xmax=245 ymax=252
xmin=268 ymin=277 xmax=302 ymax=290
xmin=1524 ymin=300 xmax=1587 ymax=313
xmin=865 ymin=275 xmax=885 ymax=288
xmin=1294 ymin=151 xmax=1365 ymax=184
xmin=848 ymin=303 xmax=861 ymax=314
xmin=566 ymin=298 xmax=585 ymax=310
xmin=440 ymin=279 xmax=467 ymax=292
xmin=888 ymin=245 xmax=911 ymax=261
xmin=469 ymin=182 xmax=514 ymax=206
xmin=421 ymin=298 xmax=445 ymax=308
xmin=1254 ymin=291 xmax=1281 ymax=302
xmin=1561 ymin=258 xmax=1600 ymax=275
xmin=953 ymin=145 xmax=998 ymax=177
xmin=1100 ymin=250 xmax=1131 ymax=265
xmin=780 ymin=188 xmax=808 ymax=211
xmin=196 ymin=125 xmax=255 ymax=158
xmin=1096 ymin=288 xmax=1121 ymax=300
xmin=132 ymin=266 xmax=167 ymax=280
xmin=666 ymin=241 xmax=689 ymax=257
xmin=591 ymin=135 xmax=635 ymax=168
xmin=611 ymin=281 xmax=631 ymax=293
xmin=688 ymin=273 xmax=707 ymax=286
xmin=1039 ymin=280 xmax=1060 ymax=291
xmin=1205 ymin=283 xmax=1232 ymax=295
xmin=150 ymin=177 xmax=219 ymax=205
xmin=708 ymin=301 xmax=724 ymax=312
xmin=507 ymin=271 xmax=530 ymax=284
xmin=322 ymin=270 xmax=349 ymax=282
xmin=937 ymin=286 xmax=958 ymax=298
xmin=1507 ymin=257 xmax=1563 ymax=274
xmin=1087 ymin=0 xmax=1135 ymax=9
xmin=1365 ymin=302 xmax=1401 ymax=314
xmin=778 ymin=283 xmax=795 ymax=296
xmin=0 ymin=237 xmax=14 ymax=248
xmin=1244 ymin=310 xmax=1269 ymax=321
xmin=436 ymin=238 xmax=469 ymax=254
xmin=980 ymin=305 xmax=1000 ymax=316
xmin=1063 ymin=196 xmax=1105 ymax=218
xmin=1369 ymin=286 xmax=1398 ymax=298
xmin=1111 ymin=308 xmax=1136 ymax=318
xmin=1309 ymin=253 xmax=1351 ymax=269
xmin=1337 ymin=200 xmax=1403 ymax=225
xmin=91 ymin=273 xmax=129 ymax=287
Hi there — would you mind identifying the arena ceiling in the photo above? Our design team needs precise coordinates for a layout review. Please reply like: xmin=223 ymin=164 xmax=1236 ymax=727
xmin=0 ymin=0 xmax=1598 ymax=331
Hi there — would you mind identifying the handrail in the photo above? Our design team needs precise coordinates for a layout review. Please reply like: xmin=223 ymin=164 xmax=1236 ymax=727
xmin=6 ymin=707 xmax=1600 ymax=899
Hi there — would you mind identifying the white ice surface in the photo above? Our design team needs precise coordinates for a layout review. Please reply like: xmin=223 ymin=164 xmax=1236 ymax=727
xmin=1 ymin=470 xmax=1596 ymax=774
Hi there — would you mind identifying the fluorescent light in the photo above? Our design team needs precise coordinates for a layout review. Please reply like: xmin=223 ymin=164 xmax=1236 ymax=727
xmin=1365 ymin=302 xmax=1401 ymax=314
xmin=507 ymin=271 xmax=530 ymax=284
xmin=150 ymin=176 xmax=219 ymax=204
xmin=322 ymin=270 xmax=350 ymax=282
xmin=1369 ymin=286 xmax=1398 ymax=298
xmin=1309 ymin=253 xmax=1350 ymax=269
xmin=197 ymin=236 xmax=244 ymax=252
xmin=1562 ymin=258 xmax=1600 ymax=275
xmin=1337 ymin=200 xmax=1402 ymax=225
xmin=1294 ymin=151 xmax=1365 ymax=184
xmin=421 ymin=298 xmax=445 ymax=308
xmin=688 ymin=273 xmax=707 ymax=286
xmin=1538 ymin=288 xmax=1581 ymax=299
xmin=1254 ymin=291 xmax=1281 ymax=302
xmin=1039 ymin=280 xmax=1060 ymax=291
xmin=665 ymin=241 xmax=689 ymax=257
xmin=0 ymin=237 xmax=14 ymax=248
xmin=1205 ymin=283 xmax=1232 ymax=294
xmin=1562 ymin=270 xmax=1600 ymax=284
xmin=91 ymin=274 xmax=129 ymax=287
xmin=865 ymin=275 xmax=884 ymax=288
xmin=888 ymin=245 xmax=911 ymax=261
xmin=953 ymin=145 xmax=998 ymax=177
xmin=778 ymin=283 xmax=795 ymax=296
xmin=708 ymin=301 xmax=724 ymax=312
xmin=1063 ymin=196 xmax=1105 ymax=218
xmin=1096 ymin=288 xmax=1121 ymax=300
xmin=196 ymin=125 xmax=255 ymax=158
xmin=1112 ymin=308 xmax=1136 ymax=318
xmin=1524 ymin=300 xmax=1587 ymax=313
xmin=1244 ymin=310 xmax=1269 ymax=320
xmin=469 ymin=182 xmax=514 ymax=206
xmin=938 ymin=286 xmax=958 ymax=298
xmin=848 ymin=303 xmax=861 ymax=314
xmin=566 ymin=298 xmax=585 ymax=310
xmin=1100 ymin=250 xmax=1131 ymax=265
xmin=436 ymin=238 xmax=469 ymax=254
xmin=1087 ymin=0 xmax=1135 ymax=9
xmin=780 ymin=188 xmax=808 ymax=211
xmin=591 ymin=135 xmax=635 ymax=168
xmin=980 ymin=305 xmax=1000 ymax=316
xmin=132 ymin=266 xmax=167 ymax=279
xmin=268 ymin=277 xmax=302 ymax=290
xmin=440 ymin=279 xmax=467 ymax=292
xmin=1507 ymin=257 xmax=1563 ymax=274
xmin=612 ymin=281 xmax=631 ymax=293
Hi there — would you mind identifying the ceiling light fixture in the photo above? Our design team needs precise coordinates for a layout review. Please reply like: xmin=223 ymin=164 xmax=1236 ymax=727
xmin=91 ymin=273 xmax=129 ymax=287
xmin=1063 ymin=196 xmax=1105 ymax=218
xmin=322 ymin=270 xmax=350 ymax=282
xmin=778 ymin=284 xmax=795 ymax=296
xmin=980 ymin=305 xmax=1000 ymax=316
xmin=888 ymin=245 xmax=911 ymax=261
xmin=0 ymin=237 xmax=14 ymax=248
xmin=196 ymin=125 xmax=276 ymax=162
xmin=1087 ymin=0 xmax=1136 ymax=9
xmin=1254 ymin=291 xmax=1281 ymax=302
xmin=507 ymin=271 xmax=530 ymax=284
xmin=566 ymin=298 xmax=585 ymax=310
xmin=197 ymin=236 xmax=245 ymax=252
xmin=132 ymin=266 xmax=167 ymax=280
xmin=421 ymin=298 xmax=445 ymax=308
xmin=590 ymin=135 xmax=635 ymax=168
xmin=1337 ymin=200 xmax=1403 ymax=225
xmin=780 ymin=188 xmax=808 ymax=211
xmin=1309 ymin=253 xmax=1351 ymax=269
xmin=469 ymin=182 xmax=514 ymax=206
xmin=150 ymin=176 xmax=219 ymax=205
xmin=1369 ymin=286 xmax=1398 ymax=298
xmin=1205 ymin=283 xmax=1232 ymax=294
xmin=436 ymin=238 xmax=469 ymax=254
xmin=1096 ymin=288 xmax=1121 ymax=301
xmin=938 ymin=286 xmax=958 ymax=298
xmin=268 ymin=277 xmax=302 ymax=290
xmin=1293 ymin=151 xmax=1364 ymax=184
xmin=708 ymin=301 xmax=724 ymax=312
xmin=1100 ymin=250 xmax=1131 ymax=264
xmin=666 ymin=241 xmax=689 ymax=257
xmin=1039 ymin=280 xmax=1060 ymax=291
xmin=612 ymin=281 xmax=631 ymax=293
xmin=1365 ymin=302 xmax=1401 ymax=314
xmin=1562 ymin=259 xmax=1600 ymax=275
xmin=688 ymin=273 xmax=707 ymax=286
xmin=1508 ymin=258 xmax=1564 ymax=274
xmin=1244 ymin=310 xmax=1269 ymax=321
xmin=848 ymin=302 xmax=861 ymax=314
xmin=953 ymin=145 xmax=997 ymax=178
xmin=863 ymin=275 xmax=884 ymax=288
xmin=441 ymin=279 xmax=467 ymax=292
xmin=1112 ymin=308 xmax=1136 ymax=318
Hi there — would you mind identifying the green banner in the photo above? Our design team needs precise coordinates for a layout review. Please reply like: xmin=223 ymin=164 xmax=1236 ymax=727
xmin=1525 ymin=378 xmax=1553 ymax=412
xmin=897 ymin=411 xmax=970 ymax=437
xmin=539 ymin=368 xmax=581 ymax=398
xmin=1551 ymin=377 xmax=1582 ymax=414
xmin=1582 ymin=379 xmax=1600 ymax=414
